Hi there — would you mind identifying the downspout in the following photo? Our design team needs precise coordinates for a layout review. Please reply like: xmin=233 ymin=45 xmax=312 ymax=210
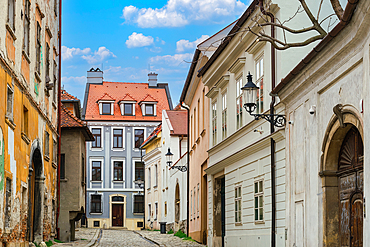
xmin=259 ymin=1 xmax=276 ymax=246
xmin=181 ymin=102 xmax=190 ymax=236
xmin=140 ymin=147 xmax=145 ymax=230
xmin=56 ymin=0 xmax=62 ymax=239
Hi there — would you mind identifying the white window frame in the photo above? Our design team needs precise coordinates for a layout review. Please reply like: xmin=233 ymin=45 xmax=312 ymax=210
xmin=140 ymin=102 xmax=157 ymax=116
xmin=6 ymin=85 xmax=14 ymax=121
xmin=98 ymin=100 xmax=114 ymax=115
xmin=154 ymin=201 xmax=158 ymax=220
xmin=90 ymin=126 xmax=104 ymax=151
xmin=211 ymin=100 xmax=217 ymax=147
xmin=111 ymin=158 xmax=125 ymax=187
xmin=111 ymin=127 xmax=125 ymax=151
xmin=254 ymin=179 xmax=264 ymax=223
xmin=235 ymin=185 xmax=242 ymax=224
xmin=132 ymin=127 xmax=146 ymax=151
xmin=197 ymin=184 xmax=200 ymax=217
xmin=148 ymin=203 xmax=152 ymax=221
xmin=221 ymin=91 xmax=227 ymax=140
xmin=132 ymin=192 xmax=144 ymax=214
xmin=236 ymin=75 xmax=243 ymax=130
xmin=90 ymin=192 xmax=103 ymax=215
xmin=255 ymin=54 xmax=264 ymax=114
xmin=89 ymin=158 xmax=104 ymax=186
xmin=119 ymin=101 xmax=136 ymax=116
xmin=132 ymin=157 xmax=144 ymax=189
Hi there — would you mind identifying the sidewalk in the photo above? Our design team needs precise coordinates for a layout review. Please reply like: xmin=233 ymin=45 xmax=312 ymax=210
xmin=53 ymin=228 xmax=101 ymax=247
xmin=135 ymin=230 xmax=206 ymax=247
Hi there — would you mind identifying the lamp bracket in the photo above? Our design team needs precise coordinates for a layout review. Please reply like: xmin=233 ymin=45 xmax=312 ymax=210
xmin=250 ymin=113 xmax=286 ymax=127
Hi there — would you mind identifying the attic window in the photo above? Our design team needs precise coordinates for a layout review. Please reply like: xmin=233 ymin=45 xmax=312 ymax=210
xmin=102 ymin=103 xmax=111 ymax=115
xmin=124 ymin=103 xmax=133 ymax=115
xmin=145 ymin=104 xmax=154 ymax=116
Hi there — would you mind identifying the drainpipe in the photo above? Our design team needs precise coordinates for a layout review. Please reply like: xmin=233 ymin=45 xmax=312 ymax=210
xmin=56 ymin=0 xmax=62 ymax=240
xmin=181 ymin=102 xmax=190 ymax=236
xmin=259 ymin=1 xmax=276 ymax=246
xmin=140 ymin=147 xmax=145 ymax=230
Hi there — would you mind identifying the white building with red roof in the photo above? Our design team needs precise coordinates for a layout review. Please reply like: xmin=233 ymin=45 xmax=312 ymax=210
xmin=82 ymin=68 xmax=173 ymax=230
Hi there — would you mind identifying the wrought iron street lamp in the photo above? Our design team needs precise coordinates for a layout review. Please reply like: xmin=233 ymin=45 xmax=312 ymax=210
xmin=134 ymin=176 xmax=144 ymax=191
xmin=165 ymin=148 xmax=187 ymax=172
xmin=241 ymin=72 xmax=286 ymax=127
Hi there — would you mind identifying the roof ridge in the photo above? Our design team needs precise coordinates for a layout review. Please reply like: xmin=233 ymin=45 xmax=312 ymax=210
xmin=61 ymin=89 xmax=79 ymax=101
xmin=139 ymin=94 xmax=158 ymax=103
xmin=98 ymin=92 xmax=115 ymax=101
xmin=61 ymin=105 xmax=86 ymax=127
xmin=119 ymin=93 xmax=137 ymax=102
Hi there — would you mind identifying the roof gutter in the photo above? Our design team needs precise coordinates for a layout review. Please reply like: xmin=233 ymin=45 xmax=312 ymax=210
xmin=271 ymin=0 xmax=359 ymax=95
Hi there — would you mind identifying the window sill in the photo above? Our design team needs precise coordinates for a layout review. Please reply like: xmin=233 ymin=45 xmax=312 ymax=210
xmin=235 ymin=222 xmax=243 ymax=226
xmin=192 ymin=143 xmax=196 ymax=150
xmin=35 ymin=71 xmax=41 ymax=82
xmin=196 ymin=137 xmax=200 ymax=144
xmin=22 ymin=50 xmax=31 ymax=64
xmin=133 ymin=213 xmax=144 ymax=216
xmin=91 ymin=147 xmax=103 ymax=152
xmin=112 ymin=148 xmax=125 ymax=151
xmin=113 ymin=180 xmax=125 ymax=183
xmin=92 ymin=180 xmax=102 ymax=183
xmin=6 ymin=23 xmax=17 ymax=40
xmin=44 ymin=155 xmax=50 ymax=162
xmin=52 ymin=162 xmax=57 ymax=169
xmin=60 ymin=178 xmax=68 ymax=182
xmin=254 ymin=220 xmax=265 ymax=224
xmin=21 ymin=132 xmax=30 ymax=145
xmin=5 ymin=116 xmax=16 ymax=130
xmin=200 ymin=129 xmax=206 ymax=137
xmin=90 ymin=213 xmax=103 ymax=215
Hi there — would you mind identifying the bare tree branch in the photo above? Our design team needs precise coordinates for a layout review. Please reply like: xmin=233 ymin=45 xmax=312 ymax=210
xmin=317 ymin=0 xmax=325 ymax=20
xmin=330 ymin=0 xmax=344 ymax=20
xmin=299 ymin=0 xmax=327 ymax=36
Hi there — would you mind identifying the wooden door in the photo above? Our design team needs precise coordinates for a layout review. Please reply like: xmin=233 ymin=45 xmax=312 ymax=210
xmin=338 ymin=127 xmax=363 ymax=247
xmin=112 ymin=204 xmax=123 ymax=227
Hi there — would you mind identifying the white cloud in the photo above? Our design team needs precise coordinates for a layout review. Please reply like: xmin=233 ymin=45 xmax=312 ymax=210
xmin=126 ymin=32 xmax=154 ymax=48
xmin=62 ymin=76 xmax=86 ymax=85
xmin=176 ymin=35 xmax=209 ymax=52
xmin=122 ymin=0 xmax=246 ymax=28
xmin=150 ymin=53 xmax=193 ymax=66
xmin=62 ymin=46 xmax=91 ymax=60
xmin=81 ymin=47 xmax=116 ymax=64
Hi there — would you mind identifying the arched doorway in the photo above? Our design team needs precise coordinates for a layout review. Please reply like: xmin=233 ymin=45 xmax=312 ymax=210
xmin=28 ymin=144 xmax=43 ymax=243
xmin=320 ymin=106 xmax=364 ymax=247
xmin=175 ymin=183 xmax=180 ymax=223
xmin=338 ymin=127 xmax=363 ymax=246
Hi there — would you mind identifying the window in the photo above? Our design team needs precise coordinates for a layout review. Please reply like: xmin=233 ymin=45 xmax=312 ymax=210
xmin=60 ymin=154 xmax=65 ymax=179
xmin=255 ymin=57 xmax=264 ymax=113
xmin=235 ymin=186 xmax=242 ymax=223
xmin=8 ymin=0 xmax=15 ymax=31
xmin=92 ymin=161 xmax=101 ymax=181
xmin=135 ymin=161 xmax=144 ymax=181
xmin=112 ymin=196 xmax=124 ymax=202
xmin=91 ymin=195 xmax=102 ymax=213
xmin=148 ymin=204 xmax=151 ymax=220
xmin=197 ymin=184 xmax=200 ymax=217
xmin=5 ymin=178 xmax=12 ymax=228
xmin=93 ymin=221 xmax=100 ymax=227
xmin=194 ymin=108 xmax=196 ymax=140
xmin=212 ymin=101 xmax=217 ymax=146
xmin=45 ymin=131 xmax=50 ymax=157
xmin=148 ymin=167 xmax=151 ymax=188
xmin=137 ymin=222 xmax=143 ymax=228
xmin=134 ymin=195 xmax=144 ymax=213
xmin=102 ymin=103 xmax=111 ymax=115
xmin=236 ymin=77 xmax=243 ymax=129
xmin=154 ymin=164 xmax=158 ymax=187
xmin=164 ymin=202 xmax=167 ymax=217
xmin=197 ymin=99 xmax=200 ymax=136
xmin=53 ymin=60 xmax=58 ymax=102
xmin=23 ymin=107 xmax=29 ymax=136
xmin=190 ymin=190 xmax=192 ymax=218
xmin=113 ymin=129 xmax=123 ymax=148
xmin=113 ymin=161 xmax=123 ymax=181
xmin=202 ymin=89 xmax=205 ymax=130
xmin=53 ymin=140 xmax=57 ymax=163
xmin=222 ymin=93 xmax=227 ymax=140
xmin=134 ymin=129 xmax=144 ymax=148
xmin=6 ymin=85 xmax=14 ymax=121
xmin=24 ymin=0 xmax=30 ymax=55
xmin=193 ymin=189 xmax=196 ymax=219
xmin=36 ymin=22 xmax=41 ymax=75
xmin=45 ymin=43 xmax=51 ymax=89
xmin=254 ymin=180 xmax=264 ymax=221
xmin=155 ymin=202 xmax=158 ymax=220
xmin=124 ymin=103 xmax=133 ymax=115
xmin=145 ymin=104 xmax=154 ymax=116
xmin=92 ymin=128 xmax=101 ymax=148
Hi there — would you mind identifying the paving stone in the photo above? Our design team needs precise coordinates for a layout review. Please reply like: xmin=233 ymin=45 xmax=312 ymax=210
xmin=137 ymin=230 xmax=206 ymax=247
xmin=98 ymin=229 xmax=155 ymax=247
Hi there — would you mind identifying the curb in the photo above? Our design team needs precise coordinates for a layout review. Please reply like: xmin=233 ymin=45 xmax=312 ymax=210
xmin=133 ymin=231 xmax=163 ymax=246
xmin=84 ymin=228 xmax=102 ymax=247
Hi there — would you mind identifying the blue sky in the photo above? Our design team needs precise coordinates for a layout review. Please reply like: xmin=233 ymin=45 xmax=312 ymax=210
xmin=62 ymin=0 xmax=251 ymax=106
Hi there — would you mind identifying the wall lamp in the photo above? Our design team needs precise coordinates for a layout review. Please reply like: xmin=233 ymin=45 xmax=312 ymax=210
xmin=165 ymin=148 xmax=187 ymax=172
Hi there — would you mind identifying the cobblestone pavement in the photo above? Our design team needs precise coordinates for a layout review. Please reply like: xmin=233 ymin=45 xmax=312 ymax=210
xmin=135 ymin=230 xmax=206 ymax=247
xmin=97 ymin=229 xmax=156 ymax=246
xmin=53 ymin=228 xmax=99 ymax=247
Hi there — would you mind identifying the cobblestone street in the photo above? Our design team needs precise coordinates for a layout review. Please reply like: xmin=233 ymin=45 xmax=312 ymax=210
xmin=53 ymin=228 xmax=206 ymax=247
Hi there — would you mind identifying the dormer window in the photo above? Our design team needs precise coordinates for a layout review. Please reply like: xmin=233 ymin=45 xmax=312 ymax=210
xmin=97 ymin=93 xmax=115 ymax=115
xmin=139 ymin=94 xmax=158 ymax=117
xmin=145 ymin=104 xmax=154 ymax=116
xmin=102 ymin=103 xmax=111 ymax=115
xmin=118 ymin=94 xmax=137 ymax=116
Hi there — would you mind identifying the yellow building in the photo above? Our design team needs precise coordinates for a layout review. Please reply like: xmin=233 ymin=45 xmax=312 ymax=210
xmin=0 ymin=0 xmax=60 ymax=245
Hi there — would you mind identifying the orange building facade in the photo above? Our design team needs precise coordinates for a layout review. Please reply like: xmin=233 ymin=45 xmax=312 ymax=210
xmin=0 ymin=0 xmax=60 ymax=245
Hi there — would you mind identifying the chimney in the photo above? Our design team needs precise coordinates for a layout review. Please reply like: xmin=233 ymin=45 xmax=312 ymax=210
xmin=148 ymin=72 xmax=158 ymax=87
xmin=87 ymin=68 xmax=103 ymax=84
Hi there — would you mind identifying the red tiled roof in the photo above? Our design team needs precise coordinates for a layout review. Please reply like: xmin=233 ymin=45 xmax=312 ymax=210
xmin=139 ymin=94 xmax=158 ymax=104
xmin=119 ymin=93 xmax=137 ymax=102
xmin=167 ymin=110 xmax=188 ymax=136
xmin=85 ymin=81 xmax=170 ymax=121
xmin=97 ymin=93 xmax=115 ymax=102
xmin=61 ymin=90 xmax=79 ymax=101
xmin=141 ymin=123 xmax=162 ymax=148
xmin=61 ymin=105 xmax=94 ymax=140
